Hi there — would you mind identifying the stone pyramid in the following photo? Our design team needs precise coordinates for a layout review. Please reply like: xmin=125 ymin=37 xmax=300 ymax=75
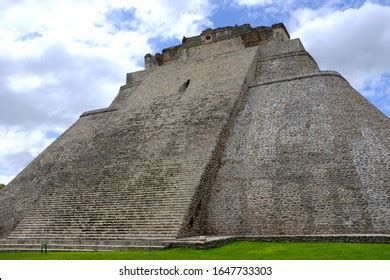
xmin=0 ymin=23 xmax=388 ymax=245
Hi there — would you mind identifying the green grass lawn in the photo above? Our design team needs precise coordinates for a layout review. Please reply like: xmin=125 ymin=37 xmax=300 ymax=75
xmin=0 ymin=242 xmax=389 ymax=260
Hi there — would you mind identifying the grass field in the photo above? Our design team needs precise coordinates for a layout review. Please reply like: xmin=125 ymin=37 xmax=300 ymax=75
xmin=0 ymin=242 xmax=389 ymax=260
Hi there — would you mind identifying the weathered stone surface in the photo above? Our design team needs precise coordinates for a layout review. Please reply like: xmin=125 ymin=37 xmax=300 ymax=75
xmin=0 ymin=29 xmax=259 ymax=239
xmin=204 ymin=49 xmax=389 ymax=235
xmin=0 ymin=23 xmax=388 ymax=241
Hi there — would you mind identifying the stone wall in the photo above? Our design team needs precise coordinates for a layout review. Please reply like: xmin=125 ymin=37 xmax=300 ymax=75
xmin=0 ymin=36 xmax=259 ymax=239
xmin=144 ymin=23 xmax=289 ymax=70
xmin=203 ymin=38 xmax=389 ymax=235
xmin=1 ymin=22 xmax=388 ymax=240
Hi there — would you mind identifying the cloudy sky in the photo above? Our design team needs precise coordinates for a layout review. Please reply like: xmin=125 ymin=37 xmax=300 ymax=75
xmin=0 ymin=0 xmax=389 ymax=184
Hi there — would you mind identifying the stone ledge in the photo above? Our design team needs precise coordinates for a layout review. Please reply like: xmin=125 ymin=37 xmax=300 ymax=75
xmin=258 ymin=50 xmax=318 ymax=67
xmin=239 ymin=234 xmax=390 ymax=244
xmin=170 ymin=234 xmax=390 ymax=249
xmin=2 ymin=234 xmax=388 ymax=251
xmin=249 ymin=70 xmax=346 ymax=88
xmin=80 ymin=107 xmax=117 ymax=118
xmin=119 ymin=81 xmax=142 ymax=91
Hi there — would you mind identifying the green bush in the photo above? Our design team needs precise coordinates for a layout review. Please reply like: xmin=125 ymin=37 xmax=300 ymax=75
xmin=0 ymin=184 xmax=5 ymax=190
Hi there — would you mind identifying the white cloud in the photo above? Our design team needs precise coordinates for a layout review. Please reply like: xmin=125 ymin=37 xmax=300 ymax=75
xmin=127 ymin=0 xmax=213 ymax=38
xmin=290 ymin=2 xmax=390 ymax=90
xmin=0 ymin=127 xmax=55 ymax=158
xmin=8 ymin=75 xmax=43 ymax=92
xmin=0 ymin=175 xmax=15 ymax=185
xmin=0 ymin=0 xmax=213 ymax=184
xmin=0 ymin=127 xmax=56 ymax=184
xmin=233 ymin=0 xmax=274 ymax=6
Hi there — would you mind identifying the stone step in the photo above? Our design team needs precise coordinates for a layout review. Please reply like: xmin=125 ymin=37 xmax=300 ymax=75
xmin=40 ymin=197 xmax=191 ymax=200
xmin=14 ymin=221 xmax=181 ymax=226
xmin=42 ymin=191 xmax=193 ymax=194
xmin=29 ymin=206 xmax=185 ymax=209
xmin=39 ymin=198 xmax=192 ymax=203
xmin=29 ymin=204 xmax=190 ymax=209
xmin=35 ymin=203 xmax=190 ymax=207
xmin=15 ymin=224 xmax=179 ymax=228
xmin=21 ymin=215 xmax=184 ymax=219
xmin=10 ymin=229 xmax=179 ymax=235
xmin=22 ymin=216 xmax=183 ymax=220
xmin=0 ymin=244 xmax=166 ymax=251
xmin=0 ymin=238 xmax=171 ymax=245
xmin=8 ymin=235 xmax=176 ymax=240
xmin=27 ymin=207 xmax=186 ymax=211
xmin=25 ymin=209 xmax=184 ymax=212
xmin=26 ymin=210 xmax=187 ymax=215
xmin=9 ymin=231 xmax=177 ymax=236
xmin=36 ymin=201 xmax=191 ymax=205
xmin=10 ymin=225 xmax=180 ymax=231
xmin=12 ymin=226 xmax=180 ymax=231
xmin=39 ymin=191 xmax=192 ymax=195
xmin=10 ymin=231 xmax=178 ymax=236
xmin=2 ymin=236 xmax=174 ymax=242
xmin=19 ymin=219 xmax=182 ymax=223
xmin=40 ymin=192 xmax=194 ymax=196
xmin=27 ymin=209 xmax=187 ymax=213
xmin=18 ymin=219 xmax=183 ymax=224
xmin=20 ymin=214 xmax=183 ymax=218
xmin=10 ymin=228 xmax=179 ymax=233
xmin=9 ymin=235 xmax=177 ymax=240
xmin=8 ymin=154 xmax=197 ymax=237
xmin=15 ymin=217 xmax=183 ymax=223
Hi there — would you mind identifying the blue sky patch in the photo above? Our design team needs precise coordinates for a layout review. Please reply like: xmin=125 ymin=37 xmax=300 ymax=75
xmin=105 ymin=7 xmax=137 ymax=32
xmin=362 ymin=73 xmax=390 ymax=116
xmin=45 ymin=130 xmax=60 ymax=139
xmin=149 ymin=37 xmax=181 ymax=54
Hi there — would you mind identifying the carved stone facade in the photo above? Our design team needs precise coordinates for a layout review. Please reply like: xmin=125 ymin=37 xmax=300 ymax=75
xmin=0 ymin=23 xmax=388 ymax=241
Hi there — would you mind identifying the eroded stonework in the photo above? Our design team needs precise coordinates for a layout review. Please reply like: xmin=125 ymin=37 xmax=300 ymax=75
xmin=0 ymin=23 xmax=388 ymax=241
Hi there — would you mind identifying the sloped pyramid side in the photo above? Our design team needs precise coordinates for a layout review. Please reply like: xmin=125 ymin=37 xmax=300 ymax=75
xmin=1 ymin=28 xmax=388 ymax=241
xmin=204 ymin=39 xmax=390 ymax=235
xmin=0 ymin=38 xmax=259 ymax=239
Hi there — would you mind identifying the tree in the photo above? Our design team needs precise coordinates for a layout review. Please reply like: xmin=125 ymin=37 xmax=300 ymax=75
xmin=0 ymin=184 xmax=5 ymax=190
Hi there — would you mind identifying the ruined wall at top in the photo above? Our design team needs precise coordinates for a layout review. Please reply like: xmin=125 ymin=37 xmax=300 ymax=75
xmin=144 ymin=23 xmax=289 ymax=70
